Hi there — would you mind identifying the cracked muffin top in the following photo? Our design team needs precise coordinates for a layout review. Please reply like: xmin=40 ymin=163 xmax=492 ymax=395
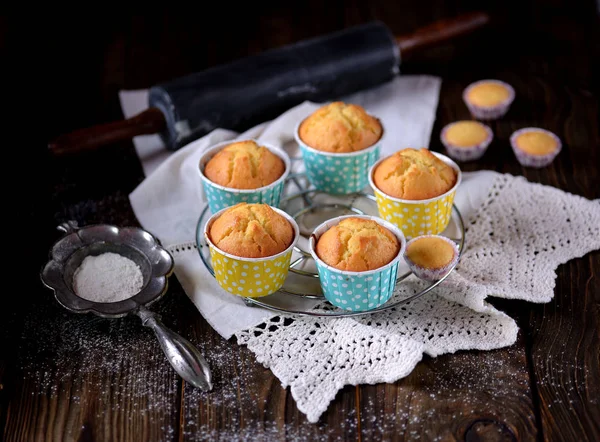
xmin=372 ymin=148 xmax=457 ymax=200
xmin=204 ymin=140 xmax=285 ymax=189
xmin=208 ymin=203 xmax=294 ymax=258
xmin=315 ymin=217 xmax=400 ymax=272
xmin=298 ymin=102 xmax=383 ymax=153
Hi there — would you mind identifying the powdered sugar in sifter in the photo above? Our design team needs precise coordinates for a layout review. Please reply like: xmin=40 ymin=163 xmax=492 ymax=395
xmin=40 ymin=220 xmax=212 ymax=391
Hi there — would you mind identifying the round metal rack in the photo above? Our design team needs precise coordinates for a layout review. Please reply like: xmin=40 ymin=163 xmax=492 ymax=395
xmin=196 ymin=173 xmax=465 ymax=317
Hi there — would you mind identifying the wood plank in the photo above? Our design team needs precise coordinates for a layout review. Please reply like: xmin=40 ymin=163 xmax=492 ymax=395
xmin=357 ymin=302 xmax=538 ymax=441
xmin=177 ymin=293 xmax=361 ymax=441
xmin=3 ymin=1 xmax=599 ymax=440
xmin=0 ymin=327 xmax=10 ymax=440
xmin=526 ymin=174 xmax=600 ymax=442
xmin=2 ymin=274 xmax=183 ymax=442
xmin=511 ymin=2 xmax=600 ymax=438
xmin=421 ymin=1 xmax=599 ymax=440
xmin=528 ymin=253 xmax=600 ymax=442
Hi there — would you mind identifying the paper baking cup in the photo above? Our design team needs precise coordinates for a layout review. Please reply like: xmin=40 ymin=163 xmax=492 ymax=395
xmin=309 ymin=215 xmax=405 ymax=312
xmin=510 ymin=127 xmax=562 ymax=168
xmin=198 ymin=139 xmax=291 ymax=213
xmin=203 ymin=206 xmax=300 ymax=298
xmin=462 ymin=79 xmax=515 ymax=120
xmin=294 ymin=118 xmax=382 ymax=194
xmin=440 ymin=121 xmax=493 ymax=162
xmin=403 ymin=235 xmax=459 ymax=282
xmin=368 ymin=152 xmax=462 ymax=240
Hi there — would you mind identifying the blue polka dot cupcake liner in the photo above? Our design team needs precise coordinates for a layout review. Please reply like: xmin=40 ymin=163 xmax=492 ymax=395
xmin=198 ymin=139 xmax=291 ymax=214
xmin=308 ymin=215 xmax=406 ymax=312
xmin=294 ymin=118 xmax=382 ymax=194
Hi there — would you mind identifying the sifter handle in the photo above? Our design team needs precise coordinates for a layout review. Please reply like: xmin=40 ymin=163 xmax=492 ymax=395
xmin=396 ymin=11 xmax=490 ymax=59
xmin=136 ymin=305 xmax=213 ymax=391
xmin=48 ymin=107 xmax=166 ymax=155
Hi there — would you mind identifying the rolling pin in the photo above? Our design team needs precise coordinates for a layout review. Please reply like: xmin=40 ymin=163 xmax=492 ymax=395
xmin=49 ymin=12 xmax=489 ymax=155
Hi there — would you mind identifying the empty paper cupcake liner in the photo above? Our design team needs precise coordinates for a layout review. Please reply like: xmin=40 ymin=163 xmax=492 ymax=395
xmin=403 ymin=235 xmax=460 ymax=282
xmin=294 ymin=118 xmax=382 ymax=194
xmin=204 ymin=206 xmax=300 ymax=298
xmin=510 ymin=127 xmax=562 ymax=168
xmin=309 ymin=215 xmax=406 ymax=312
xmin=440 ymin=122 xmax=493 ymax=162
xmin=198 ymin=139 xmax=291 ymax=213
xmin=462 ymin=79 xmax=515 ymax=120
xmin=368 ymin=152 xmax=462 ymax=240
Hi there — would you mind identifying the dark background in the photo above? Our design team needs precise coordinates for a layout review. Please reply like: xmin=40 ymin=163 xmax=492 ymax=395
xmin=1 ymin=1 xmax=599 ymax=440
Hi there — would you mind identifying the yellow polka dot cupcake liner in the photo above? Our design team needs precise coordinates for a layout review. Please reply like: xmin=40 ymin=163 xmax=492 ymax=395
xmin=203 ymin=206 xmax=300 ymax=298
xmin=368 ymin=151 xmax=462 ymax=240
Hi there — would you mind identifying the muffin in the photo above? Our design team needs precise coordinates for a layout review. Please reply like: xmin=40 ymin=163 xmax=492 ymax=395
xmin=295 ymin=102 xmax=384 ymax=194
xmin=204 ymin=140 xmax=285 ymax=190
xmin=463 ymin=79 xmax=515 ymax=120
xmin=315 ymin=217 xmax=400 ymax=272
xmin=372 ymin=148 xmax=457 ymax=200
xmin=510 ymin=127 xmax=562 ymax=168
xmin=204 ymin=203 xmax=299 ymax=298
xmin=368 ymin=149 xmax=461 ymax=239
xmin=199 ymin=139 xmax=290 ymax=213
xmin=404 ymin=235 xmax=459 ymax=282
xmin=309 ymin=215 xmax=405 ymax=312
xmin=208 ymin=203 xmax=294 ymax=258
xmin=441 ymin=120 xmax=493 ymax=162
xmin=298 ymin=101 xmax=383 ymax=153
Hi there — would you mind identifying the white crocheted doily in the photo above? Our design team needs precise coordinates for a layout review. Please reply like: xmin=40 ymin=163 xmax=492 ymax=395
xmin=235 ymin=173 xmax=600 ymax=423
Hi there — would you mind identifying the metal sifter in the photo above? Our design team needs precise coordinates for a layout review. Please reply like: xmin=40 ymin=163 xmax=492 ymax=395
xmin=40 ymin=220 xmax=212 ymax=391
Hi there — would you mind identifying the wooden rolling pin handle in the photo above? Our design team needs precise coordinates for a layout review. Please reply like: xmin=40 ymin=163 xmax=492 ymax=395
xmin=48 ymin=107 xmax=166 ymax=155
xmin=396 ymin=11 xmax=490 ymax=59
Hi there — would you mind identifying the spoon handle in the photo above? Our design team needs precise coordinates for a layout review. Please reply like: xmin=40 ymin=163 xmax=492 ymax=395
xmin=136 ymin=306 xmax=212 ymax=391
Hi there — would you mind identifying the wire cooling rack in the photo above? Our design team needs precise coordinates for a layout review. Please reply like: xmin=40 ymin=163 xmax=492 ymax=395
xmin=195 ymin=173 xmax=465 ymax=318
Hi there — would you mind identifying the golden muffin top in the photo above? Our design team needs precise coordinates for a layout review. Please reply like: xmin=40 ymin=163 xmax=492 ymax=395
xmin=405 ymin=236 xmax=456 ymax=269
xmin=209 ymin=203 xmax=294 ymax=258
xmin=513 ymin=130 xmax=559 ymax=155
xmin=466 ymin=81 xmax=512 ymax=107
xmin=298 ymin=102 xmax=383 ymax=153
xmin=204 ymin=140 xmax=285 ymax=189
xmin=315 ymin=217 xmax=400 ymax=272
xmin=444 ymin=121 xmax=490 ymax=147
xmin=372 ymin=148 xmax=458 ymax=200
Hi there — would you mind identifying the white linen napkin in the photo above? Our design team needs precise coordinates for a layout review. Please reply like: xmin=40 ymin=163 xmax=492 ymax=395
xmin=119 ymin=74 xmax=490 ymax=339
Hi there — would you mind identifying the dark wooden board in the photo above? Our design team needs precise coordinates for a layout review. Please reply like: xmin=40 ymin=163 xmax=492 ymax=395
xmin=2 ymin=0 xmax=599 ymax=440
xmin=522 ymin=46 xmax=599 ymax=441
xmin=358 ymin=323 xmax=538 ymax=441
xmin=528 ymin=254 xmax=600 ymax=441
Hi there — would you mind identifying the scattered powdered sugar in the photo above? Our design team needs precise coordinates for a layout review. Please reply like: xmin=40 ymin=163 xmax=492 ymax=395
xmin=14 ymin=291 xmax=591 ymax=441
xmin=73 ymin=252 xmax=143 ymax=302
xmin=17 ymin=292 xmax=183 ymax=436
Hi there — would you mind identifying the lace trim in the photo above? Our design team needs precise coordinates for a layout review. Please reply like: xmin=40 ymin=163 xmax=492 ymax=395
xmin=233 ymin=173 xmax=600 ymax=423
xmin=166 ymin=242 xmax=198 ymax=256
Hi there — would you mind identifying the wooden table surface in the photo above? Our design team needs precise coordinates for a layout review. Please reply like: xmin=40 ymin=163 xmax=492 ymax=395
xmin=2 ymin=1 xmax=599 ymax=440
